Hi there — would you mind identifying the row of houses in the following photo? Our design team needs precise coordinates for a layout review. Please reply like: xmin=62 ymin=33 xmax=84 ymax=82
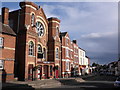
xmin=96 ymin=60 xmax=120 ymax=76
xmin=0 ymin=1 xmax=90 ymax=81
xmin=107 ymin=60 xmax=120 ymax=76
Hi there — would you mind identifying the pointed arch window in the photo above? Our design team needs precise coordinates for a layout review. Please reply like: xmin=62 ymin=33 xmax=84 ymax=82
xmin=56 ymin=27 xmax=59 ymax=36
xmin=37 ymin=44 xmax=43 ymax=58
xmin=38 ymin=44 xmax=42 ymax=53
xmin=29 ymin=41 xmax=34 ymax=56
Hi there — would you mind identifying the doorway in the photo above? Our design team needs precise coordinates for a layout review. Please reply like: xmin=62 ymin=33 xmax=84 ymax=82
xmin=28 ymin=64 xmax=33 ymax=80
xmin=44 ymin=65 xmax=48 ymax=79
xmin=38 ymin=65 xmax=42 ymax=80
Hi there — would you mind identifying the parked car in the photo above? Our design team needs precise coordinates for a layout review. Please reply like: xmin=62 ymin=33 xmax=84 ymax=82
xmin=99 ymin=71 xmax=106 ymax=75
xmin=106 ymin=72 xmax=114 ymax=76
xmin=114 ymin=77 xmax=120 ymax=87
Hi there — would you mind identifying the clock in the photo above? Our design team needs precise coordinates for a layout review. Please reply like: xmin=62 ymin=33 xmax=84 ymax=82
xmin=36 ymin=21 xmax=44 ymax=37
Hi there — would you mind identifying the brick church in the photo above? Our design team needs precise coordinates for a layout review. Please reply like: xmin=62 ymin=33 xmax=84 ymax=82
xmin=0 ymin=1 xmax=61 ymax=81
xmin=0 ymin=1 xmax=90 ymax=81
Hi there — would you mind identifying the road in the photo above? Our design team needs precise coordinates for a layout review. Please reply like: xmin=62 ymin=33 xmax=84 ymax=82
xmin=2 ymin=74 xmax=120 ymax=90
xmin=36 ymin=74 xmax=119 ymax=90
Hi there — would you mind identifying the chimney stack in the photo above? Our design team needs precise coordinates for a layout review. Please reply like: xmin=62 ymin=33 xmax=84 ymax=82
xmin=72 ymin=40 xmax=77 ymax=44
xmin=2 ymin=7 xmax=9 ymax=25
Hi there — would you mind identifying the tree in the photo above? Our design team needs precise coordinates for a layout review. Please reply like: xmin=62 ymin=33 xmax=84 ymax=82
xmin=92 ymin=62 xmax=99 ymax=67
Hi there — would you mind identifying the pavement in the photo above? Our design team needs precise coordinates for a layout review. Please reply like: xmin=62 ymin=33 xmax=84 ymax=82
xmin=1 ymin=77 xmax=86 ymax=89
xmin=1 ymin=74 xmax=100 ymax=89
xmin=2 ymin=79 xmax=61 ymax=89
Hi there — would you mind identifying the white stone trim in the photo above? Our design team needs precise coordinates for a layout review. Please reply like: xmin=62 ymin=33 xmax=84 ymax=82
xmin=62 ymin=46 xmax=73 ymax=51
xmin=28 ymin=62 xmax=35 ymax=66
xmin=5 ymin=58 xmax=15 ymax=61
xmin=74 ymin=55 xmax=78 ymax=57
xmin=65 ymin=36 xmax=69 ymax=39
xmin=62 ymin=59 xmax=70 ymax=61
xmin=22 ymin=5 xmax=37 ymax=10
xmin=30 ymin=12 xmax=35 ymax=15
xmin=74 ymin=45 xmax=78 ymax=49
xmin=62 ymin=72 xmax=71 ymax=74
xmin=28 ymin=55 xmax=36 ymax=57
xmin=36 ymin=16 xmax=48 ymax=35
xmin=25 ymin=24 xmax=30 ymax=30
xmin=4 ymin=47 xmax=15 ymax=50
xmin=1 ymin=58 xmax=15 ymax=61
xmin=49 ymin=20 xmax=60 ymax=24
xmin=55 ymin=63 xmax=60 ymax=66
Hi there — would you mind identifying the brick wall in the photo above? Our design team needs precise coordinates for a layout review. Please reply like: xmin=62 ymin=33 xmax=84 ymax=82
xmin=0 ymin=34 xmax=16 ymax=81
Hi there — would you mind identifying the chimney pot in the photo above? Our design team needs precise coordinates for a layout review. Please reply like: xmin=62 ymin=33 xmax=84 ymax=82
xmin=72 ymin=40 xmax=77 ymax=44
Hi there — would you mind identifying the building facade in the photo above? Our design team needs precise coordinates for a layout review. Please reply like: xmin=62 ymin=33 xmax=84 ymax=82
xmin=60 ymin=32 xmax=74 ymax=78
xmin=78 ymin=47 xmax=90 ymax=75
xmin=48 ymin=17 xmax=61 ymax=78
xmin=72 ymin=40 xmax=79 ymax=76
xmin=0 ymin=7 xmax=16 ymax=81
xmin=78 ymin=47 xmax=86 ymax=75
xmin=1 ymin=1 xmax=90 ymax=81
xmin=7 ymin=2 xmax=60 ymax=81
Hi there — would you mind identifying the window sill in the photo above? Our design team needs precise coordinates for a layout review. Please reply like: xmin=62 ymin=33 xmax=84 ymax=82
xmin=66 ymin=56 xmax=69 ymax=57
xmin=56 ymin=58 xmax=60 ymax=60
xmin=28 ymin=55 xmax=36 ymax=57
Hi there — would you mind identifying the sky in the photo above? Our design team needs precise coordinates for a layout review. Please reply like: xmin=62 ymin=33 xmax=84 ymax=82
xmin=1 ymin=1 xmax=118 ymax=65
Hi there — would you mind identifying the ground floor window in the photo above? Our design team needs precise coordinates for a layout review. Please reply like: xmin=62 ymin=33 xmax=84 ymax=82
xmin=0 ymin=60 xmax=3 ymax=69
xmin=66 ymin=61 xmax=69 ymax=71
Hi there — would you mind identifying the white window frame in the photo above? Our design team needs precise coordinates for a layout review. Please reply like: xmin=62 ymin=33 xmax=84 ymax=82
xmin=0 ymin=60 xmax=4 ymax=69
xmin=66 ymin=61 xmax=69 ymax=71
xmin=66 ymin=38 xmax=69 ymax=46
xmin=0 ymin=37 xmax=3 ymax=48
xmin=66 ymin=49 xmax=69 ymax=57
xmin=31 ymin=13 xmax=35 ymax=26
xmin=28 ymin=41 xmax=34 ymax=56
xmin=56 ymin=48 xmax=59 ymax=59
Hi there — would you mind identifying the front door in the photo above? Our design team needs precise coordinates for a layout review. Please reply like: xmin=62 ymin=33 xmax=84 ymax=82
xmin=28 ymin=64 xmax=33 ymax=80
xmin=38 ymin=65 xmax=42 ymax=80
xmin=55 ymin=70 xmax=59 ymax=78
xmin=44 ymin=65 xmax=48 ymax=79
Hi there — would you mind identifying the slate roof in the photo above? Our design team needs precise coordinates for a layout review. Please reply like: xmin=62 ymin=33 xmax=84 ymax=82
xmin=60 ymin=32 xmax=67 ymax=37
xmin=0 ymin=22 xmax=16 ymax=36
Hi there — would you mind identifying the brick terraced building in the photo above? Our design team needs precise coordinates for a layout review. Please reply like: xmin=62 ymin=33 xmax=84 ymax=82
xmin=0 ymin=7 xmax=16 ymax=81
xmin=60 ymin=32 xmax=74 ymax=78
xmin=1 ymin=1 xmax=90 ymax=81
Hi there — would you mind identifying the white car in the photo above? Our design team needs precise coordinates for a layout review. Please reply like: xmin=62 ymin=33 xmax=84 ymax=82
xmin=114 ymin=77 xmax=120 ymax=87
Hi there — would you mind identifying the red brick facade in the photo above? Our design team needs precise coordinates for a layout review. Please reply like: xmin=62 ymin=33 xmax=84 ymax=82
xmin=0 ymin=7 xmax=16 ymax=81
xmin=0 ymin=34 xmax=16 ymax=81
xmin=60 ymin=32 xmax=74 ymax=78
xmin=11 ymin=2 xmax=58 ymax=81
xmin=1 ymin=1 xmax=90 ymax=81
xmin=73 ymin=40 xmax=79 ymax=76
xmin=48 ymin=18 xmax=61 ymax=78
